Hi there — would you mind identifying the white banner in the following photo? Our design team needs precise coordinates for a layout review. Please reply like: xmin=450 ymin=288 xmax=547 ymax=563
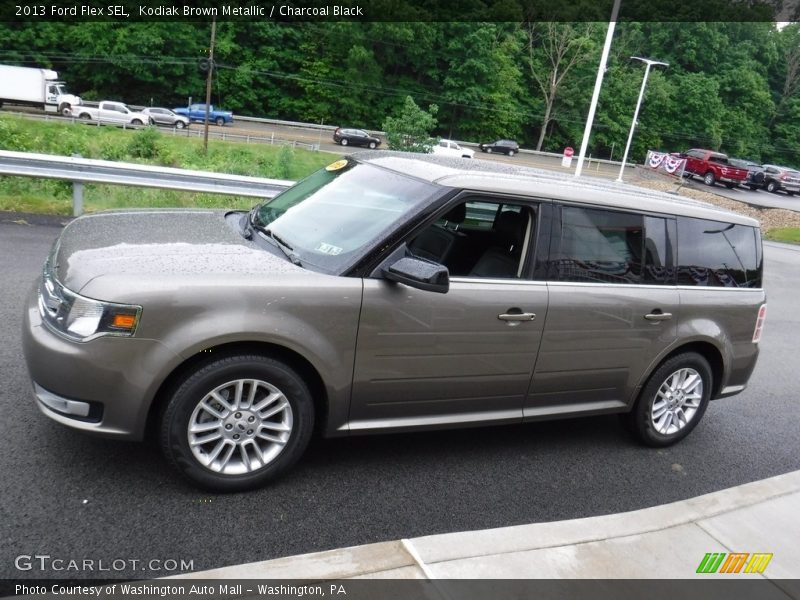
xmin=646 ymin=151 xmax=686 ymax=175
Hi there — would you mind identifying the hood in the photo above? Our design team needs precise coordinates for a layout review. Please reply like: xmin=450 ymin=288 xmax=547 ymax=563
xmin=52 ymin=209 xmax=305 ymax=293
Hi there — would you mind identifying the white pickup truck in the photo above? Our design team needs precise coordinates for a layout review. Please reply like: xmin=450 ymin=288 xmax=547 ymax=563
xmin=74 ymin=101 xmax=153 ymax=126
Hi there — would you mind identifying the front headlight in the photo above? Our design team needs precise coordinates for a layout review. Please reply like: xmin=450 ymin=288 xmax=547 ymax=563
xmin=38 ymin=266 xmax=141 ymax=342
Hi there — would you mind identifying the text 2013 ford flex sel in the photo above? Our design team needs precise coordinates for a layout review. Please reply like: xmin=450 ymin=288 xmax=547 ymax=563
xmin=22 ymin=154 xmax=766 ymax=491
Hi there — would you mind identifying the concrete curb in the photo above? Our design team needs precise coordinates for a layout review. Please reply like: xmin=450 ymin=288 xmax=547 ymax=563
xmin=170 ymin=470 xmax=800 ymax=580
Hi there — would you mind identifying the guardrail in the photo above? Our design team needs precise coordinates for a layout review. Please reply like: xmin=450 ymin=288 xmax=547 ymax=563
xmin=0 ymin=149 xmax=294 ymax=216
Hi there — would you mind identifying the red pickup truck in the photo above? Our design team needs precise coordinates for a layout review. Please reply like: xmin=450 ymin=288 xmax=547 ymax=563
xmin=678 ymin=149 xmax=749 ymax=188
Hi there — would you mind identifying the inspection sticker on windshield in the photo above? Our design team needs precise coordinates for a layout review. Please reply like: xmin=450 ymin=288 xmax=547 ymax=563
xmin=316 ymin=242 xmax=343 ymax=255
xmin=325 ymin=159 xmax=349 ymax=172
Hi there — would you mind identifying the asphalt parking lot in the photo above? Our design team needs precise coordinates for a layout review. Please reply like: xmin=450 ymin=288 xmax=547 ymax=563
xmin=1 ymin=217 xmax=799 ymax=580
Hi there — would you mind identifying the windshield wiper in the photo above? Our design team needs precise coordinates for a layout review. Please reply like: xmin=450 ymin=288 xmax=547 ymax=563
xmin=257 ymin=227 xmax=303 ymax=267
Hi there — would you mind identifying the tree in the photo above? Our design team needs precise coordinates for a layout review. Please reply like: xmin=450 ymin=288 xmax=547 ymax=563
xmin=382 ymin=96 xmax=438 ymax=153
xmin=524 ymin=22 xmax=596 ymax=151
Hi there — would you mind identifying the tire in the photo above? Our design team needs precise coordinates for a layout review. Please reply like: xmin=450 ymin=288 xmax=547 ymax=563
xmin=507 ymin=150 xmax=515 ymax=157
xmin=789 ymin=191 xmax=796 ymax=197
xmin=215 ymin=117 xmax=225 ymax=127
xmin=160 ymin=354 xmax=315 ymax=492
xmin=748 ymin=185 xmax=759 ymax=191
xmin=724 ymin=182 xmax=736 ymax=189
xmin=767 ymin=181 xmax=778 ymax=193
xmin=486 ymin=147 xmax=493 ymax=154
xmin=59 ymin=104 xmax=72 ymax=117
xmin=340 ymin=138 xmax=349 ymax=146
xmin=368 ymin=141 xmax=376 ymax=149
xmin=703 ymin=171 xmax=716 ymax=186
xmin=175 ymin=121 xmax=186 ymax=129
xmin=131 ymin=119 xmax=143 ymax=126
xmin=624 ymin=352 xmax=712 ymax=447
xmin=79 ymin=113 xmax=91 ymax=120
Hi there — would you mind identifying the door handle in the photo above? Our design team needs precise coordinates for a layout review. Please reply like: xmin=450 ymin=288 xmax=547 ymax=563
xmin=498 ymin=312 xmax=536 ymax=322
xmin=644 ymin=312 xmax=672 ymax=322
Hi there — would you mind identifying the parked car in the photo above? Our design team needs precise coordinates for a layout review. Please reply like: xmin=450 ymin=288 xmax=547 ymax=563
xmin=23 ymin=153 xmax=765 ymax=492
xmin=761 ymin=164 xmax=800 ymax=195
xmin=141 ymin=107 xmax=190 ymax=129
xmin=332 ymin=128 xmax=381 ymax=148
xmin=728 ymin=158 xmax=765 ymax=191
xmin=479 ymin=139 xmax=520 ymax=156
xmin=431 ymin=139 xmax=475 ymax=159
xmin=173 ymin=103 xmax=233 ymax=126
xmin=677 ymin=149 xmax=749 ymax=188
xmin=74 ymin=101 xmax=153 ymax=127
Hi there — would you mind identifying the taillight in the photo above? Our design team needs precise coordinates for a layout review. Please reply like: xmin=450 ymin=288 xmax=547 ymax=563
xmin=752 ymin=304 xmax=767 ymax=343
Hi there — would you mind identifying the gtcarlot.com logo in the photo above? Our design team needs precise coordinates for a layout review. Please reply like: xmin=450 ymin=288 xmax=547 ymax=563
xmin=15 ymin=555 xmax=194 ymax=573
xmin=696 ymin=552 xmax=773 ymax=574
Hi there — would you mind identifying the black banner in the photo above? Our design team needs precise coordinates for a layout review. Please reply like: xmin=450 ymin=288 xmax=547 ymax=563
xmin=1 ymin=0 xmax=797 ymax=23
xmin=2 ymin=579 xmax=800 ymax=600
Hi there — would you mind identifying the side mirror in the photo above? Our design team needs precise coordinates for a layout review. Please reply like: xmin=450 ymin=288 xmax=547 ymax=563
xmin=383 ymin=257 xmax=449 ymax=294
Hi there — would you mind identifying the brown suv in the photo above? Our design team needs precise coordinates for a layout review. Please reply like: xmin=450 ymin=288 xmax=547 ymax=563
xmin=22 ymin=154 xmax=766 ymax=491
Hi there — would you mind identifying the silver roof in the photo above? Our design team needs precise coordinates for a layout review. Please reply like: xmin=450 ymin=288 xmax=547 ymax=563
xmin=360 ymin=152 xmax=760 ymax=227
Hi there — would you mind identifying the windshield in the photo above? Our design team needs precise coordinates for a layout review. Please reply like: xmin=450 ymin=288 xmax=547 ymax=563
xmin=251 ymin=158 xmax=439 ymax=273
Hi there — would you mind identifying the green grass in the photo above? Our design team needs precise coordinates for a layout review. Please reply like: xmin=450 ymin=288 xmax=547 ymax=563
xmin=0 ymin=114 xmax=338 ymax=215
xmin=764 ymin=228 xmax=800 ymax=245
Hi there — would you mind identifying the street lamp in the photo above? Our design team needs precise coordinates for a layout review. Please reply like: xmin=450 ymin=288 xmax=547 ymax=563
xmin=616 ymin=57 xmax=668 ymax=182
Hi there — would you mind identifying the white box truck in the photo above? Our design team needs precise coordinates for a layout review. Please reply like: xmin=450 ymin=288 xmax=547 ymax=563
xmin=0 ymin=65 xmax=82 ymax=115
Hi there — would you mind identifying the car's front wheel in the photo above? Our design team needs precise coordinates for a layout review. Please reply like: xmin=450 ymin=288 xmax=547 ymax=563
xmin=369 ymin=141 xmax=376 ymax=149
xmin=625 ymin=352 xmax=712 ymax=447
xmin=160 ymin=354 xmax=315 ymax=492
xmin=703 ymin=171 xmax=716 ymax=186
xmin=767 ymin=181 xmax=778 ymax=193
xmin=507 ymin=150 xmax=515 ymax=157
xmin=485 ymin=147 xmax=493 ymax=154
xmin=215 ymin=117 xmax=225 ymax=127
xmin=340 ymin=138 xmax=349 ymax=146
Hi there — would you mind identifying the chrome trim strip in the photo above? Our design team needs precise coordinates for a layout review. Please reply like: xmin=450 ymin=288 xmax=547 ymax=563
xmin=450 ymin=278 xmax=547 ymax=286
xmin=339 ymin=409 xmax=521 ymax=432
xmin=34 ymin=383 xmax=91 ymax=417
xmin=523 ymin=399 xmax=626 ymax=418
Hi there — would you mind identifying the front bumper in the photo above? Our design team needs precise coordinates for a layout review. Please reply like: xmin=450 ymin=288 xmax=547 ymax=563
xmin=22 ymin=285 xmax=180 ymax=440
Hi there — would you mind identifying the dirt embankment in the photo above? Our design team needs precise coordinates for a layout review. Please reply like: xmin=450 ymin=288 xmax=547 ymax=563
xmin=629 ymin=168 xmax=800 ymax=232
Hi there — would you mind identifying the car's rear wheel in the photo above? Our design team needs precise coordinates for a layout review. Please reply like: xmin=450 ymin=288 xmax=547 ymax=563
xmin=624 ymin=352 xmax=712 ymax=447
xmin=703 ymin=171 xmax=716 ymax=186
xmin=131 ymin=119 xmax=143 ymax=126
xmin=368 ymin=141 xmax=376 ymax=149
xmin=160 ymin=354 xmax=314 ymax=492
xmin=340 ymin=138 xmax=349 ymax=146
xmin=175 ymin=121 xmax=186 ymax=129
xmin=79 ymin=113 xmax=91 ymax=120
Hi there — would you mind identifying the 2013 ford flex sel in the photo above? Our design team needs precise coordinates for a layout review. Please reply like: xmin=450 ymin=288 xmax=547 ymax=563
xmin=22 ymin=154 xmax=766 ymax=491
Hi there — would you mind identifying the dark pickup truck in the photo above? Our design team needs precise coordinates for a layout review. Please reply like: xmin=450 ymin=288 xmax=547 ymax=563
xmin=678 ymin=149 xmax=749 ymax=188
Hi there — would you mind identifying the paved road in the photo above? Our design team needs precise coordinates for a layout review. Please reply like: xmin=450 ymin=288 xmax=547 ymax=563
xmin=682 ymin=176 xmax=800 ymax=211
xmin=1 ymin=218 xmax=799 ymax=580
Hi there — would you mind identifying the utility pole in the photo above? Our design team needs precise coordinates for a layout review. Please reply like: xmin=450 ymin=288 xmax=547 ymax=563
xmin=203 ymin=17 xmax=217 ymax=155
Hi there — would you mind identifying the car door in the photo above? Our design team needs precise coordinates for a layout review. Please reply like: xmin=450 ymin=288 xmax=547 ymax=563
xmin=348 ymin=197 xmax=549 ymax=432
xmin=525 ymin=206 xmax=678 ymax=418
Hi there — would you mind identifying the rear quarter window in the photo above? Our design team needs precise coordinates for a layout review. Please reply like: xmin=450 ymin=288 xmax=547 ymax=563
xmin=676 ymin=217 xmax=762 ymax=288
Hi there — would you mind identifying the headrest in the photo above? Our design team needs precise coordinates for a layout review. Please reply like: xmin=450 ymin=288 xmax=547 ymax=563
xmin=444 ymin=203 xmax=466 ymax=224
xmin=495 ymin=210 xmax=526 ymax=248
